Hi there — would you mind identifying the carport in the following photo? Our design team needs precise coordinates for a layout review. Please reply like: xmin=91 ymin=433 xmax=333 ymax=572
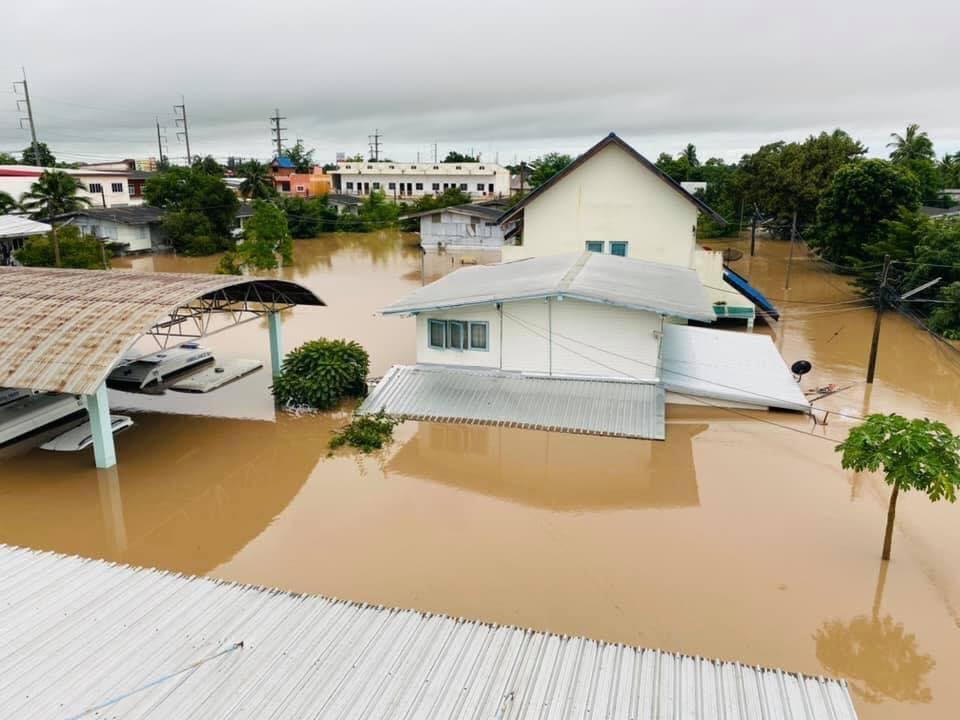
xmin=0 ymin=267 xmax=324 ymax=468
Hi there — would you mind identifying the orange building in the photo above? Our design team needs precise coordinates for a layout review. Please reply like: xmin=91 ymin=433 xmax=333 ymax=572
xmin=287 ymin=167 xmax=332 ymax=198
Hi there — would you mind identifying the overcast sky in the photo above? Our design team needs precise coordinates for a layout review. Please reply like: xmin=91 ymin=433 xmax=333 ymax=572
xmin=2 ymin=0 xmax=957 ymax=167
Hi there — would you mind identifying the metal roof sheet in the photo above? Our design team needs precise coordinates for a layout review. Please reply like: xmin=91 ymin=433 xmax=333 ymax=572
xmin=401 ymin=203 xmax=504 ymax=221
xmin=661 ymin=324 xmax=810 ymax=412
xmin=68 ymin=205 xmax=166 ymax=225
xmin=382 ymin=252 xmax=716 ymax=322
xmin=0 ymin=543 xmax=857 ymax=719
xmin=0 ymin=215 xmax=51 ymax=239
xmin=360 ymin=364 xmax=667 ymax=440
xmin=0 ymin=267 xmax=323 ymax=395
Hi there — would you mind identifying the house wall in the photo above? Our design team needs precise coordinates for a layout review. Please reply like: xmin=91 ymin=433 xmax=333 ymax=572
xmin=418 ymin=212 xmax=507 ymax=249
xmin=415 ymin=298 xmax=662 ymax=381
xmin=73 ymin=219 xmax=155 ymax=253
xmin=692 ymin=249 xmax=754 ymax=314
xmin=332 ymin=162 xmax=510 ymax=199
xmin=501 ymin=143 xmax=699 ymax=266
xmin=0 ymin=171 xmax=131 ymax=208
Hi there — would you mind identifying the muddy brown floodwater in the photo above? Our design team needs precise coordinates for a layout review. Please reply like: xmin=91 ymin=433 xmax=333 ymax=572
xmin=2 ymin=231 xmax=959 ymax=718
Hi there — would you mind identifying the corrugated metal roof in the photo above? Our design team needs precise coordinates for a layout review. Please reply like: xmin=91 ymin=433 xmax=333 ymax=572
xmin=0 ymin=215 xmax=51 ymax=239
xmin=69 ymin=206 xmax=166 ymax=225
xmin=0 ymin=543 xmax=857 ymax=719
xmin=0 ymin=267 xmax=323 ymax=395
xmin=401 ymin=203 xmax=504 ymax=221
xmin=382 ymin=252 xmax=716 ymax=322
xmin=661 ymin=324 xmax=810 ymax=412
xmin=360 ymin=364 xmax=667 ymax=440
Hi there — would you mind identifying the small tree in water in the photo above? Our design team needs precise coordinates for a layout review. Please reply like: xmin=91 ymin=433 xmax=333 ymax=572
xmin=272 ymin=339 xmax=369 ymax=410
xmin=837 ymin=413 xmax=960 ymax=560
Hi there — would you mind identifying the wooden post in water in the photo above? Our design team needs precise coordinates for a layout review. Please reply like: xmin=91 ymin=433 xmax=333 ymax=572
xmin=866 ymin=255 xmax=892 ymax=384
xmin=749 ymin=214 xmax=757 ymax=257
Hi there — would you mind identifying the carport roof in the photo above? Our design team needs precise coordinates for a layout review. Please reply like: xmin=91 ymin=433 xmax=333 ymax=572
xmin=0 ymin=267 xmax=323 ymax=395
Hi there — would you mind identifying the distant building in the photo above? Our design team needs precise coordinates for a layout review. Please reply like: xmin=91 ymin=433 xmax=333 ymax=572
xmin=270 ymin=156 xmax=295 ymax=193
xmin=0 ymin=166 xmax=134 ymax=209
xmin=325 ymin=193 xmax=361 ymax=215
xmin=65 ymin=206 xmax=166 ymax=254
xmin=287 ymin=167 xmax=332 ymax=198
xmin=680 ymin=181 xmax=707 ymax=195
xmin=77 ymin=160 xmax=156 ymax=206
xmin=330 ymin=161 xmax=510 ymax=200
xmin=0 ymin=215 xmax=51 ymax=252
xmin=402 ymin=202 xmax=515 ymax=249
xmin=922 ymin=205 xmax=960 ymax=220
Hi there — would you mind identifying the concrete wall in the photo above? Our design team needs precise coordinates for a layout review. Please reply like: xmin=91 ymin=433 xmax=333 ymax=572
xmin=0 ymin=172 xmax=131 ymax=208
xmin=418 ymin=212 xmax=507 ymax=249
xmin=692 ymin=249 xmax=754 ymax=313
xmin=416 ymin=298 xmax=662 ymax=381
xmin=73 ymin=220 xmax=158 ymax=253
xmin=333 ymin=162 xmax=510 ymax=199
xmin=501 ymin=143 xmax=698 ymax=266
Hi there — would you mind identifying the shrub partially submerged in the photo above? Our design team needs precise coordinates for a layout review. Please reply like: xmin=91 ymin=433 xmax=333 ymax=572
xmin=329 ymin=411 xmax=403 ymax=454
xmin=272 ymin=339 xmax=369 ymax=410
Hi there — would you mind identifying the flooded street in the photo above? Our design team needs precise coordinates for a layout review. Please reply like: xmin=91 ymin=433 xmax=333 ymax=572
xmin=2 ymin=231 xmax=959 ymax=718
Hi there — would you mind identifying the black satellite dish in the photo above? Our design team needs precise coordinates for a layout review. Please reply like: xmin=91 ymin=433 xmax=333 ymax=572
xmin=791 ymin=360 xmax=812 ymax=382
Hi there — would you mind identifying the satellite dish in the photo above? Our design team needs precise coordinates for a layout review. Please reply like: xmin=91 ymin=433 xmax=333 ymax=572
xmin=722 ymin=248 xmax=743 ymax=263
xmin=791 ymin=360 xmax=812 ymax=381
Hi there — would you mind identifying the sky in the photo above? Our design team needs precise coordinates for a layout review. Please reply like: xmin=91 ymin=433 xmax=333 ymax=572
xmin=2 ymin=0 xmax=958 ymax=167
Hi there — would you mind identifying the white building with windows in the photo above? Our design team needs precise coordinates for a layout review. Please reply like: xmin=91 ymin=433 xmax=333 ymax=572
xmin=65 ymin=206 xmax=166 ymax=254
xmin=330 ymin=161 xmax=510 ymax=200
xmin=402 ymin=202 xmax=515 ymax=249
xmin=0 ymin=166 xmax=134 ymax=209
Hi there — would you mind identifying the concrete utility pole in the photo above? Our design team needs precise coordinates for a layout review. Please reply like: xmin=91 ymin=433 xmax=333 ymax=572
xmin=155 ymin=117 xmax=167 ymax=167
xmin=368 ymin=129 xmax=382 ymax=161
xmin=13 ymin=68 xmax=40 ymax=164
xmin=433 ymin=143 xmax=438 ymax=163
xmin=174 ymin=98 xmax=192 ymax=165
xmin=866 ymin=255 xmax=892 ymax=385
xmin=269 ymin=108 xmax=287 ymax=157
xmin=784 ymin=209 xmax=798 ymax=290
xmin=749 ymin=213 xmax=758 ymax=257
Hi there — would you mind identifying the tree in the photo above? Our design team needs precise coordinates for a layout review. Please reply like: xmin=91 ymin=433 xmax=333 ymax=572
xmin=15 ymin=225 xmax=106 ymax=269
xmin=218 ymin=199 xmax=293 ymax=274
xmin=191 ymin=155 xmax=224 ymax=177
xmin=938 ymin=153 xmax=960 ymax=193
xmin=887 ymin=124 xmax=935 ymax=164
xmin=529 ymin=153 xmax=574 ymax=188
xmin=837 ymin=413 xmax=960 ymax=560
xmin=271 ymin=339 xmax=369 ymax=409
xmin=21 ymin=142 xmax=56 ymax=167
xmin=144 ymin=166 xmax=238 ymax=250
xmin=0 ymin=152 xmax=18 ymax=165
xmin=161 ymin=210 xmax=217 ymax=255
xmin=285 ymin=141 xmax=315 ymax=173
xmin=807 ymin=159 xmax=920 ymax=264
xmin=0 ymin=191 xmax=16 ymax=214
xmin=928 ymin=282 xmax=960 ymax=339
xmin=443 ymin=151 xmax=478 ymax=163
xmin=282 ymin=196 xmax=337 ymax=237
xmin=19 ymin=170 xmax=92 ymax=267
xmin=238 ymin=160 xmax=275 ymax=200
xmin=358 ymin=190 xmax=399 ymax=229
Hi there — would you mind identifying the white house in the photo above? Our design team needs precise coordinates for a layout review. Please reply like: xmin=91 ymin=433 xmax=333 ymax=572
xmin=0 ymin=215 xmax=51 ymax=253
xmin=65 ymin=206 xmax=166 ymax=254
xmin=363 ymin=252 xmax=808 ymax=441
xmin=330 ymin=161 xmax=510 ymax=200
xmin=403 ymin=202 xmax=514 ymax=250
xmin=0 ymin=166 xmax=133 ymax=209
xmin=498 ymin=133 xmax=762 ymax=325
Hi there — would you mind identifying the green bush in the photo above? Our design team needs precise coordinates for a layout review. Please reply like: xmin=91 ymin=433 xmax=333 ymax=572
xmin=272 ymin=339 xmax=370 ymax=409
xmin=15 ymin=225 xmax=107 ymax=269
xmin=328 ymin=410 xmax=403 ymax=454
xmin=181 ymin=234 xmax=219 ymax=256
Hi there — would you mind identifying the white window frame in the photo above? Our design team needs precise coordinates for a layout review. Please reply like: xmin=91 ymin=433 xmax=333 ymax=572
xmin=610 ymin=241 xmax=628 ymax=257
xmin=427 ymin=319 xmax=489 ymax=352
xmin=428 ymin=319 xmax=446 ymax=349
xmin=585 ymin=241 xmax=604 ymax=253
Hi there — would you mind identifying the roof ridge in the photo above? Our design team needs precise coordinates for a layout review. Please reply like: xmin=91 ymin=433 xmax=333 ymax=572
xmin=557 ymin=251 xmax=592 ymax=291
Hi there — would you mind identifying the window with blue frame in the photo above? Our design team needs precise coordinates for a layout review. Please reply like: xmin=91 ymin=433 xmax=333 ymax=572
xmin=427 ymin=319 xmax=489 ymax=351
xmin=585 ymin=241 xmax=604 ymax=253
xmin=610 ymin=241 xmax=628 ymax=257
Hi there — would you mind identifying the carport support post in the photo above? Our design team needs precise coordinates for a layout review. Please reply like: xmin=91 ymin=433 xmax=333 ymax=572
xmin=87 ymin=382 xmax=116 ymax=469
xmin=268 ymin=310 xmax=284 ymax=378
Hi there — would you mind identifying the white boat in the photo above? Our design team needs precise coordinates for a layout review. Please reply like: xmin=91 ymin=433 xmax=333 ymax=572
xmin=40 ymin=415 xmax=134 ymax=452
xmin=108 ymin=342 xmax=214 ymax=392
xmin=0 ymin=393 xmax=86 ymax=446
xmin=171 ymin=358 xmax=264 ymax=393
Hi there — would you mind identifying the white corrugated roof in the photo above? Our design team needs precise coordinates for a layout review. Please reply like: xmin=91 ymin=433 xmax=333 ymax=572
xmin=382 ymin=252 xmax=717 ymax=322
xmin=360 ymin=364 xmax=666 ymax=439
xmin=662 ymin=324 xmax=811 ymax=412
xmin=0 ymin=544 xmax=856 ymax=719
xmin=0 ymin=214 xmax=51 ymax=239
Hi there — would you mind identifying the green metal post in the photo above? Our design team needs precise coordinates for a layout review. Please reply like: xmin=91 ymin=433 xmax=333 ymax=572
xmin=268 ymin=311 xmax=283 ymax=378
xmin=87 ymin=382 xmax=116 ymax=469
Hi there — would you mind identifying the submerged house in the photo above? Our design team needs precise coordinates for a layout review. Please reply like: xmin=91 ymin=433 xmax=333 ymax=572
xmin=362 ymin=252 xmax=807 ymax=441
xmin=498 ymin=132 xmax=769 ymax=326
xmin=403 ymin=202 xmax=515 ymax=250
xmin=65 ymin=206 xmax=166 ymax=254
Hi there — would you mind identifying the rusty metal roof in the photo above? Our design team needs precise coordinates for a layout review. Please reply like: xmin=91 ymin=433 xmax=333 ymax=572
xmin=0 ymin=267 xmax=324 ymax=395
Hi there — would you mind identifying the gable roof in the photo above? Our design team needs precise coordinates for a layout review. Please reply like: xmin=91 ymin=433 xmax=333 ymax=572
xmin=498 ymin=132 xmax=726 ymax=225
xmin=68 ymin=206 xmax=166 ymax=225
xmin=400 ymin=203 xmax=504 ymax=222
xmin=381 ymin=251 xmax=716 ymax=322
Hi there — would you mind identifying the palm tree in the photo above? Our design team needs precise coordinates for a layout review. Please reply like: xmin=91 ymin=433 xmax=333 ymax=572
xmin=238 ymin=161 xmax=275 ymax=200
xmin=19 ymin=171 xmax=91 ymax=267
xmin=681 ymin=143 xmax=699 ymax=167
xmin=0 ymin=191 xmax=15 ymax=215
xmin=887 ymin=124 xmax=935 ymax=164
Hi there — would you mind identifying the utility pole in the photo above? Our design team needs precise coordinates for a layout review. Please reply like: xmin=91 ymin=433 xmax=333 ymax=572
xmin=749 ymin=213 xmax=758 ymax=257
xmin=519 ymin=160 xmax=526 ymax=195
xmin=269 ymin=108 xmax=287 ymax=158
xmin=866 ymin=255 xmax=892 ymax=385
xmin=13 ymin=68 xmax=40 ymax=165
xmin=368 ymin=129 xmax=382 ymax=161
xmin=432 ymin=143 xmax=438 ymax=163
xmin=174 ymin=98 xmax=192 ymax=165
xmin=155 ymin=117 xmax=167 ymax=167
xmin=784 ymin=209 xmax=797 ymax=290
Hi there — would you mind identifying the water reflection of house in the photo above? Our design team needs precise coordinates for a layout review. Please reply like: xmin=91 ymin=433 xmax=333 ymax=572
xmin=388 ymin=422 xmax=706 ymax=509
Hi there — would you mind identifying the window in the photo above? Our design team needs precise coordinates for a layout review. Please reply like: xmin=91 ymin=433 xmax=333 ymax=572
xmin=346 ymin=181 xmax=354 ymax=190
xmin=88 ymin=183 xmax=103 ymax=193
xmin=433 ymin=165 xmax=439 ymax=170
xmin=476 ymin=183 xmax=484 ymax=191
xmin=372 ymin=182 xmax=381 ymax=190
xmin=455 ymin=165 xmax=462 ymax=170
xmin=585 ymin=241 xmax=604 ymax=253
xmin=389 ymin=165 xmax=395 ymax=169
xmin=111 ymin=182 xmax=123 ymax=193
xmin=411 ymin=165 xmax=417 ymax=169
xmin=296 ymin=185 xmax=305 ymax=192
xmin=415 ymin=182 xmax=423 ymax=190
xmin=488 ymin=183 xmax=494 ymax=193
xmin=610 ymin=241 xmax=628 ymax=257
xmin=280 ymin=181 xmax=290 ymax=192
xmin=388 ymin=182 xmax=396 ymax=190
xmin=427 ymin=319 xmax=489 ymax=351
xmin=479 ymin=165 xmax=485 ymax=170
xmin=128 ymin=185 xmax=135 ymax=197
xmin=459 ymin=183 xmax=467 ymax=191
xmin=432 ymin=183 xmax=440 ymax=191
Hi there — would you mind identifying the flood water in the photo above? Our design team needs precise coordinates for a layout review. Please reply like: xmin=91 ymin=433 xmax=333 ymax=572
xmin=3 ymin=231 xmax=960 ymax=718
